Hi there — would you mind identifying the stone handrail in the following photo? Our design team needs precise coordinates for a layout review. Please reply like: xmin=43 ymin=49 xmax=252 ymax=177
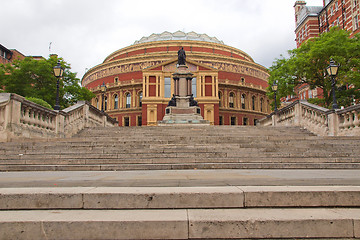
xmin=0 ymin=93 xmax=118 ymax=142
xmin=258 ymin=100 xmax=360 ymax=136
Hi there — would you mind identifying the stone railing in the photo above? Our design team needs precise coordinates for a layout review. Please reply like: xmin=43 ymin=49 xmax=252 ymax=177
xmin=0 ymin=93 xmax=118 ymax=142
xmin=258 ymin=100 xmax=360 ymax=136
xmin=336 ymin=104 xmax=360 ymax=136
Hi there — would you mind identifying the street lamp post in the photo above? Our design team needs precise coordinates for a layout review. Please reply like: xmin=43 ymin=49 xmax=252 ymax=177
xmin=53 ymin=60 xmax=64 ymax=110
xmin=326 ymin=58 xmax=340 ymax=110
xmin=100 ymin=81 xmax=107 ymax=112
xmin=272 ymin=81 xmax=278 ymax=112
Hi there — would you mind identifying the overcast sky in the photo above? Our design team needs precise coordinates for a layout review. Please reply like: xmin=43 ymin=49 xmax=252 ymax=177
xmin=2 ymin=0 xmax=323 ymax=81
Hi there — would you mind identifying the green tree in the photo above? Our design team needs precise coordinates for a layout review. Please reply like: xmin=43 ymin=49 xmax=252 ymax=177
xmin=0 ymin=55 xmax=95 ymax=109
xmin=268 ymin=28 xmax=360 ymax=109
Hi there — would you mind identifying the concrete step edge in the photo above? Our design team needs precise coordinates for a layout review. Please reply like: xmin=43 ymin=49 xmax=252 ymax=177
xmin=0 ymin=208 xmax=359 ymax=239
xmin=1 ymin=186 xmax=360 ymax=210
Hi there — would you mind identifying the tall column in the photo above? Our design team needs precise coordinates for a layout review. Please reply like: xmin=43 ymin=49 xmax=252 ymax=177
xmin=174 ymin=78 xmax=179 ymax=96
xmin=212 ymin=75 xmax=215 ymax=97
xmin=146 ymin=76 xmax=149 ymax=98
xmin=143 ymin=76 xmax=146 ymax=97
xmin=187 ymin=77 xmax=192 ymax=96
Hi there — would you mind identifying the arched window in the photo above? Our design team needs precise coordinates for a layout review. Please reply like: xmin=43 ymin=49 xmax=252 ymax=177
xmin=218 ymin=91 xmax=222 ymax=107
xmin=229 ymin=92 xmax=235 ymax=108
xmin=114 ymin=94 xmax=118 ymax=109
xmin=104 ymin=96 xmax=108 ymax=111
xmin=139 ymin=92 xmax=143 ymax=107
xmin=260 ymin=98 xmax=264 ymax=112
xmin=126 ymin=93 xmax=131 ymax=108
xmin=241 ymin=94 xmax=246 ymax=109
xmin=252 ymin=96 xmax=256 ymax=111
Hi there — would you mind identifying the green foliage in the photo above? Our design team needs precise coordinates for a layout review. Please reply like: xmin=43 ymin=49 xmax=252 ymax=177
xmin=268 ymin=28 xmax=360 ymax=109
xmin=0 ymin=55 xmax=95 ymax=109
xmin=25 ymin=97 xmax=53 ymax=110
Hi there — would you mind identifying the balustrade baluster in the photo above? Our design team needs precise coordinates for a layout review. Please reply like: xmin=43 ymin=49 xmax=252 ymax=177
xmin=353 ymin=111 xmax=360 ymax=129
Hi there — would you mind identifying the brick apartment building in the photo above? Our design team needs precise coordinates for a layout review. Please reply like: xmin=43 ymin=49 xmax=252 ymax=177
xmin=288 ymin=0 xmax=360 ymax=103
xmin=0 ymin=44 xmax=26 ymax=65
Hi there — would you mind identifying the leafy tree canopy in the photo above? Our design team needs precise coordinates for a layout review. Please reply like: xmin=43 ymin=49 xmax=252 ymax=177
xmin=0 ymin=55 xmax=95 ymax=109
xmin=268 ymin=28 xmax=360 ymax=109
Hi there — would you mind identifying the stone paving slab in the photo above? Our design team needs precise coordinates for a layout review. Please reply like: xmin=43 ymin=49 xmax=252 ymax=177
xmin=1 ymin=169 xmax=360 ymax=188
xmin=188 ymin=208 xmax=360 ymax=239
xmin=0 ymin=209 xmax=188 ymax=240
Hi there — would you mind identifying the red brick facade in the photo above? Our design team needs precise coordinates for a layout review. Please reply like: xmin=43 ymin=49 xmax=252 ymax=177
xmin=291 ymin=0 xmax=360 ymax=104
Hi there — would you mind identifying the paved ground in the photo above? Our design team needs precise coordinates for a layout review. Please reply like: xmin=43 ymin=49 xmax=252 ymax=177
xmin=1 ymin=169 xmax=360 ymax=187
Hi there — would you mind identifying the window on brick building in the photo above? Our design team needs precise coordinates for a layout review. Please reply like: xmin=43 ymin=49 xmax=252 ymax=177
xmin=252 ymin=96 xmax=256 ymax=111
xmin=355 ymin=15 xmax=359 ymax=29
xmin=164 ymin=77 xmax=171 ymax=98
xmin=124 ymin=117 xmax=130 ymax=127
xmin=114 ymin=94 xmax=118 ymax=109
xmin=229 ymin=92 xmax=235 ymax=108
xmin=137 ymin=116 xmax=142 ymax=126
xmin=192 ymin=78 xmax=197 ymax=98
xmin=241 ymin=94 xmax=246 ymax=109
xmin=104 ymin=96 xmax=108 ymax=110
xmin=260 ymin=98 xmax=264 ymax=112
xmin=139 ymin=92 xmax=143 ymax=107
xmin=219 ymin=91 xmax=223 ymax=107
xmin=243 ymin=117 xmax=248 ymax=126
xmin=219 ymin=116 xmax=223 ymax=125
xmin=230 ymin=116 xmax=236 ymax=126
xmin=126 ymin=93 xmax=131 ymax=108
xmin=95 ymin=98 xmax=99 ymax=109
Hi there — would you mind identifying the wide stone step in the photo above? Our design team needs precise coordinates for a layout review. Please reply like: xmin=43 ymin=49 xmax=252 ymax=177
xmin=2 ymin=162 xmax=360 ymax=171
xmin=0 ymin=208 xmax=359 ymax=239
xmin=1 ymin=156 xmax=360 ymax=166
xmin=1 ymin=186 xmax=360 ymax=210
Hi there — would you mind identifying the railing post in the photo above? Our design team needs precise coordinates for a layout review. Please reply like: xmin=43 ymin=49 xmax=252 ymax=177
xmin=55 ymin=111 xmax=65 ymax=137
xmin=327 ymin=111 xmax=338 ymax=136
xmin=272 ymin=113 xmax=278 ymax=126
xmin=84 ymin=103 xmax=90 ymax=128
xmin=293 ymin=101 xmax=301 ymax=126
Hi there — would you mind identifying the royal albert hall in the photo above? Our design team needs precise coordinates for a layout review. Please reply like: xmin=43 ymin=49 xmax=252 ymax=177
xmin=81 ymin=31 xmax=271 ymax=126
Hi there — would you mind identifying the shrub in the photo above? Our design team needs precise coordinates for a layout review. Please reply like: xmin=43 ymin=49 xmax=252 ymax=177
xmin=25 ymin=97 xmax=53 ymax=110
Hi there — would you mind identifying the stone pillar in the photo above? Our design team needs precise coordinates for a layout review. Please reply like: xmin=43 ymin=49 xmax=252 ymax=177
xmin=328 ymin=111 xmax=339 ymax=136
xmin=187 ymin=77 xmax=192 ymax=96
xmin=174 ymin=78 xmax=179 ymax=96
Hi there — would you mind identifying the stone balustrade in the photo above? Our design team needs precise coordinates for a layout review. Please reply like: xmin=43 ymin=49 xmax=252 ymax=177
xmin=337 ymin=104 xmax=360 ymax=136
xmin=258 ymin=100 xmax=360 ymax=136
xmin=0 ymin=93 xmax=118 ymax=142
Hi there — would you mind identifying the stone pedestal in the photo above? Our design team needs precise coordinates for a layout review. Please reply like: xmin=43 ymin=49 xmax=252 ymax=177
xmin=159 ymin=64 xmax=209 ymax=125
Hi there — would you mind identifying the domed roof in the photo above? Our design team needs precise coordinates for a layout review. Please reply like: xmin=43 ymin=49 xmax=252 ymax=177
xmin=133 ymin=31 xmax=225 ymax=45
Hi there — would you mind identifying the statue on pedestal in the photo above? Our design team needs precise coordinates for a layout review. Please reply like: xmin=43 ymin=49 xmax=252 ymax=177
xmin=177 ymin=47 xmax=186 ymax=65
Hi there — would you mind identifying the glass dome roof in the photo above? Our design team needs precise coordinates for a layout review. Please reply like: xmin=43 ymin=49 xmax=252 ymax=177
xmin=133 ymin=31 xmax=225 ymax=45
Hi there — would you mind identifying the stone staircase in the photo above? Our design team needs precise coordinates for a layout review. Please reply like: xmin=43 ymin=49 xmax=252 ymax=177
xmin=1 ymin=125 xmax=360 ymax=239
xmin=1 ymin=125 xmax=360 ymax=171
xmin=1 ymin=186 xmax=360 ymax=239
